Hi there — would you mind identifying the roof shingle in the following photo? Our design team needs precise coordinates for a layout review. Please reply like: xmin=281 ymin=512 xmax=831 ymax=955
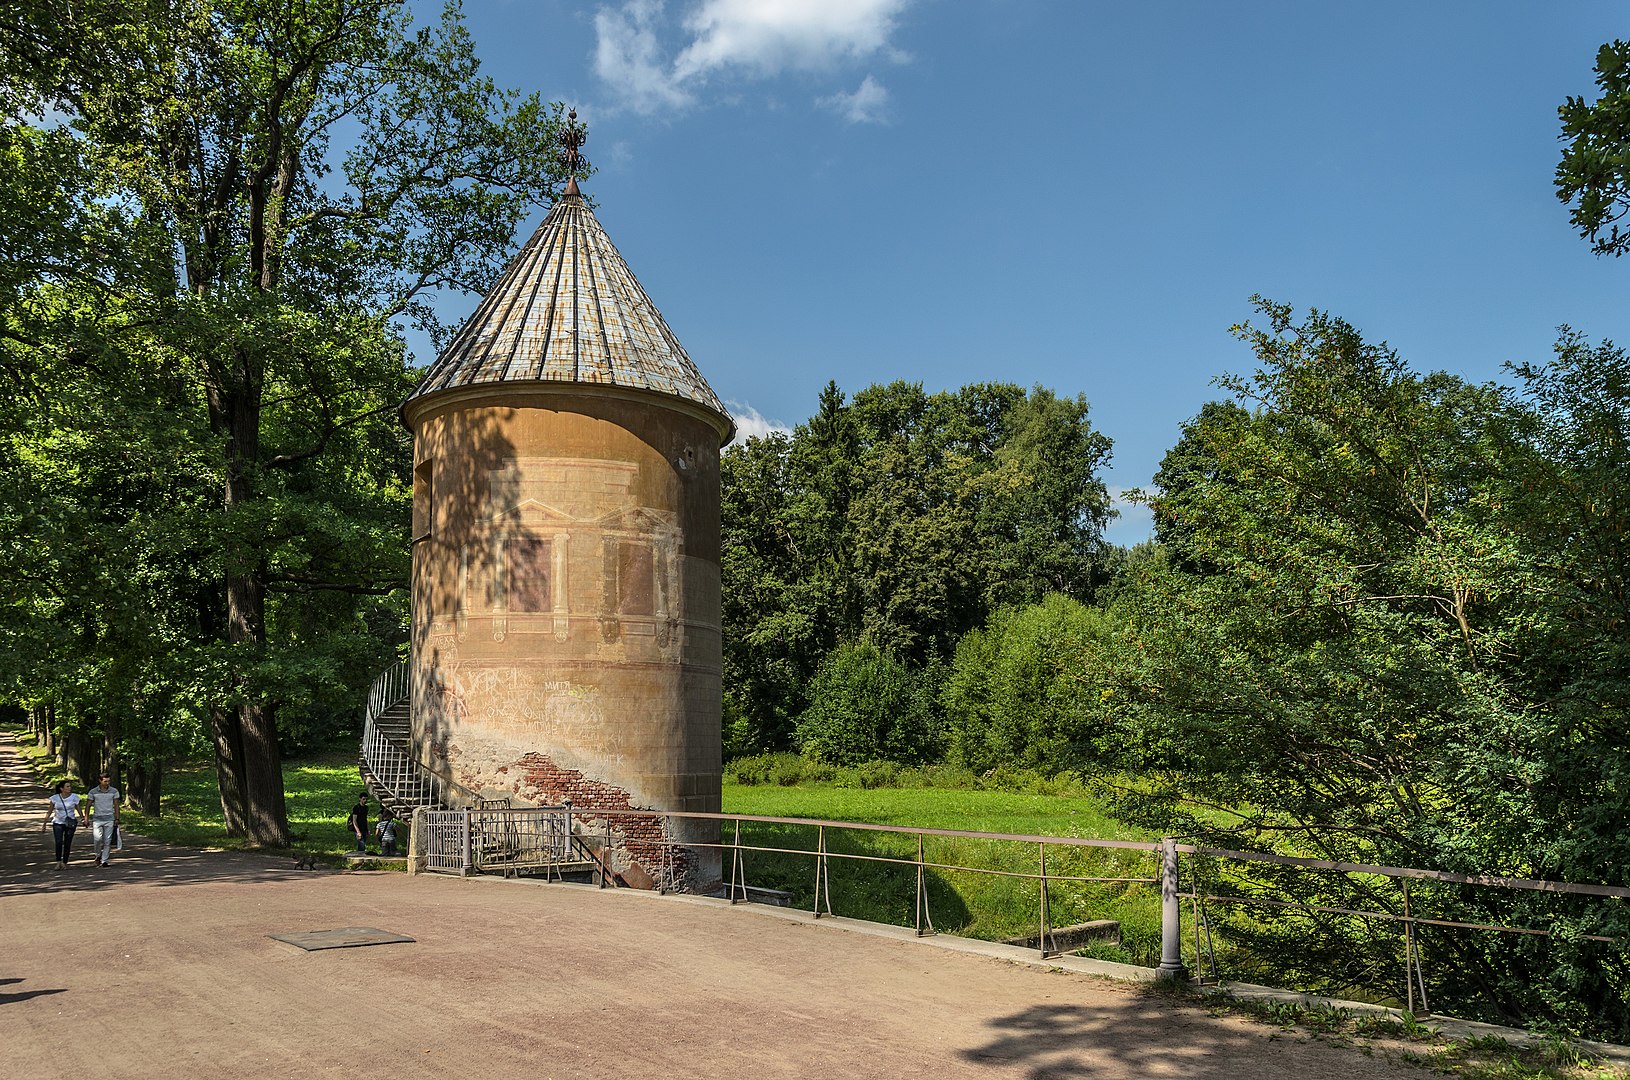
xmin=405 ymin=193 xmax=732 ymax=436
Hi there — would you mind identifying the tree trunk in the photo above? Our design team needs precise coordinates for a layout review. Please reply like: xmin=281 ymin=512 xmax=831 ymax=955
xmin=214 ymin=349 xmax=291 ymax=847
xmin=59 ymin=730 xmax=94 ymax=783
xmin=101 ymin=715 xmax=118 ymax=783
xmin=127 ymin=760 xmax=163 ymax=815
xmin=209 ymin=704 xmax=249 ymax=836
xmin=238 ymin=699 xmax=289 ymax=846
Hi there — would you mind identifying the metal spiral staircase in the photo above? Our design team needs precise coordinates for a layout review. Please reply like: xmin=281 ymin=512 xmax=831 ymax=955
xmin=359 ymin=660 xmax=461 ymax=817
xmin=357 ymin=659 xmax=616 ymax=883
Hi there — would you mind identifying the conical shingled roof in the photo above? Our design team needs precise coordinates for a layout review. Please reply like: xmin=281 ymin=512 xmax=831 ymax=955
xmin=405 ymin=193 xmax=733 ymax=439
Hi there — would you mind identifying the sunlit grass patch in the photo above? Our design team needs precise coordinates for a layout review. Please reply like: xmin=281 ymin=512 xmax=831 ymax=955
xmin=722 ymin=780 xmax=1166 ymax=960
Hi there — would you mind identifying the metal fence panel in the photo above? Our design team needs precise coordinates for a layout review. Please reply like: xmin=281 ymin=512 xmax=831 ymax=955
xmin=422 ymin=810 xmax=470 ymax=875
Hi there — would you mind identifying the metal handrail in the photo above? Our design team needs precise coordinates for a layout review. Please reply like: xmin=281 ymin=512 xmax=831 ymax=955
xmin=359 ymin=659 xmax=475 ymax=812
xmin=446 ymin=804 xmax=1630 ymax=998
xmin=363 ymin=660 xmax=410 ymax=728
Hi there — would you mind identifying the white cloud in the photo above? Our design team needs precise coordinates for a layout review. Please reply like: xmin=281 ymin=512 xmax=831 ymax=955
xmin=607 ymin=139 xmax=635 ymax=170
xmin=674 ymin=0 xmax=908 ymax=80
xmin=818 ymin=74 xmax=889 ymax=124
xmin=727 ymin=401 xmax=792 ymax=445
xmin=594 ymin=0 xmax=910 ymax=116
xmin=594 ymin=0 xmax=692 ymax=113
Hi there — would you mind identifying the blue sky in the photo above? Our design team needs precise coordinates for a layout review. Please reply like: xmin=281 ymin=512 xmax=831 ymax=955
xmin=415 ymin=0 xmax=1629 ymax=545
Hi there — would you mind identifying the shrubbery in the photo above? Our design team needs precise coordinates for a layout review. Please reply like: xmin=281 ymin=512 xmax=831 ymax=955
xmin=792 ymin=642 xmax=943 ymax=765
xmin=722 ymin=751 xmax=1088 ymax=795
xmin=941 ymin=593 xmax=1111 ymax=774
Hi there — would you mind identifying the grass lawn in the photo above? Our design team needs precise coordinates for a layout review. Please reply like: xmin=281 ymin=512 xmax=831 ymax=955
xmin=124 ymin=752 xmax=371 ymax=859
xmin=721 ymin=781 xmax=1167 ymax=964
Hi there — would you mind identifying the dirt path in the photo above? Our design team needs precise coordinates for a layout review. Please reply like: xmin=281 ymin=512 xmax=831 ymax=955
xmin=0 ymin=730 xmax=1424 ymax=1079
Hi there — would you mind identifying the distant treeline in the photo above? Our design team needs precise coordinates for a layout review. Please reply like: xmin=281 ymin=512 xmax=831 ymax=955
xmin=721 ymin=301 xmax=1630 ymax=1040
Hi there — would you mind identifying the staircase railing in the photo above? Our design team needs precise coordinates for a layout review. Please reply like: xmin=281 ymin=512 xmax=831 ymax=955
xmin=360 ymin=659 xmax=471 ymax=812
xmin=364 ymin=659 xmax=411 ymax=727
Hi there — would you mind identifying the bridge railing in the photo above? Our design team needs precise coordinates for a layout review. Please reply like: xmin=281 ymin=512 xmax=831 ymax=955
xmin=411 ymin=803 xmax=1630 ymax=1017
xmin=417 ymin=806 xmax=577 ymax=877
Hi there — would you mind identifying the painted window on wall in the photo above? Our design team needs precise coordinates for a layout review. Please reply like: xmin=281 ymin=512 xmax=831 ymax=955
xmin=412 ymin=459 xmax=433 ymax=541
xmin=617 ymin=541 xmax=655 ymax=616
xmin=507 ymin=536 xmax=553 ymax=612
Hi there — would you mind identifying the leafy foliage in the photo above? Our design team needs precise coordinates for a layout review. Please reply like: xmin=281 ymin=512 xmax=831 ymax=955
xmin=793 ymin=642 xmax=942 ymax=766
xmin=941 ymin=593 xmax=1112 ymax=774
xmin=1557 ymin=40 xmax=1630 ymax=256
xmin=0 ymin=0 xmax=576 ymax=841
xmin=1066 ymin=300 xmax=1630 ymax=1037
xmin=721 ymin=380 xmax=1114 ymax=751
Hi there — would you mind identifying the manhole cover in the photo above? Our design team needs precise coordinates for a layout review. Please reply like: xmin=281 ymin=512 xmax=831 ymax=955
xmin=270 ymin=927 xmax=416 ymax=951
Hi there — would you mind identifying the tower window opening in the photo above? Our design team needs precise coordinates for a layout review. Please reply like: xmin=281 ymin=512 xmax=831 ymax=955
xmin=412 ymin=460 xmax=434 ymax=542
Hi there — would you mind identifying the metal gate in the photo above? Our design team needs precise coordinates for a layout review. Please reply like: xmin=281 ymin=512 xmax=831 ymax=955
xmin=421 ymin=810 xmax=472 ymax=874
xmin=419 ymin=807 xmax=577 ymax=877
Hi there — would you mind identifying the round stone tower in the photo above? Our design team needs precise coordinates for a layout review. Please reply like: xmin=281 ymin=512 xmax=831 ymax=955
xmin=401 ymin=123 xmax=733 ymax=891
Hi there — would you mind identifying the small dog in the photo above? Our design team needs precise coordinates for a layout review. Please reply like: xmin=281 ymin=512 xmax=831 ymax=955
xmin=291 ymin=852 xmax=322 ymax=871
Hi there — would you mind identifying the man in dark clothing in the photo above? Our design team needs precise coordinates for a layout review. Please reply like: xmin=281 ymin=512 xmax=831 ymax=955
xmin=347 ymin=792 xmax=370 ymax=853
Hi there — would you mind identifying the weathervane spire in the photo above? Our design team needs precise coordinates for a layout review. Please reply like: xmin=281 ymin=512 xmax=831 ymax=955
xmin=559 ymin=108 xmax=588 ymax=197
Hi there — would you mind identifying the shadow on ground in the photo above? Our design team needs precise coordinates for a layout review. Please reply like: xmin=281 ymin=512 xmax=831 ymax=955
xmin=0 ymin=981 xmax=69 ymax=1005
xmin=962 ymin=1000 xmax=1277 ymax=1079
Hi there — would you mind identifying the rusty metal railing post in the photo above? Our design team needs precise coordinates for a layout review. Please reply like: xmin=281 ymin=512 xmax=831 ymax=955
xmin=813 ymin=824 xmax=832 ymax=918
xmin=1402 ymin=880 xmax=1430 ymax=1016
xmin=729 ymin=818 xmax=746 ymax=904
xmin=1156 ymin=837 xmax=1187 ymax=980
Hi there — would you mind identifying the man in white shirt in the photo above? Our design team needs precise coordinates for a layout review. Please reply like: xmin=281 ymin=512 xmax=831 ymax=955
xmin=85 ymin=772 xmax=121 ymax=868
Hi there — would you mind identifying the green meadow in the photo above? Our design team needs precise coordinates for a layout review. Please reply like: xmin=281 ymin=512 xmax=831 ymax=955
xmin=721 ymin=779 xmax=1166 ymax=964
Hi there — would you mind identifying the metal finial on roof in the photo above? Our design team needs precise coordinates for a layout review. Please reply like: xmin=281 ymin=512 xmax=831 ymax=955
xmin=559 ymin=108 xmax=588 ymax=196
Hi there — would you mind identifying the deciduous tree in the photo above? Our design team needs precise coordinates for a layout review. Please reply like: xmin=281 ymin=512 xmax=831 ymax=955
xmin=1558 ymin=40 xmax=1630 ymax=256
xmin=2 ymin=0 xmax=579 ymax=843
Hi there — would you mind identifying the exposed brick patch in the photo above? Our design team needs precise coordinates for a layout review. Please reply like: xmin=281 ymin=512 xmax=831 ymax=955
xmin=513 ymin=752 xmax=688 ymax=889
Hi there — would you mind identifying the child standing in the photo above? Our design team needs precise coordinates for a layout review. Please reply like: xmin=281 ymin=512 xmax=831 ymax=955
xmin=375 ymin=810 xmax=399 ymax=857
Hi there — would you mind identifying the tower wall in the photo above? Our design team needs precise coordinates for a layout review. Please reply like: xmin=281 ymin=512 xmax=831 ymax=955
xmin=405 ymin=385 xmax=724 ymax=889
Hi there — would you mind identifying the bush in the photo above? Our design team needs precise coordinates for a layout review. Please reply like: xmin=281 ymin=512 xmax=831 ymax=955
xmin=850 ymin=759 xmax=900 ymax=789
xmin=723 ymin=752 xmax=838 ymax=786
xmin=793 ymin=642 xmax=942 ymax=766
xmin=941 ymin=594 xmax=1111 ymax=774
xmin=722 ymin=751 xmax=1078 ymax=796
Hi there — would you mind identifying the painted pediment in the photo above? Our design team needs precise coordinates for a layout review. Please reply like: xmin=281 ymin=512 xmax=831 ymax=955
xmin=594 ymin=505 xmax=678 ymax=532
xmin=487 ymin=497 xmax=575 ymax=527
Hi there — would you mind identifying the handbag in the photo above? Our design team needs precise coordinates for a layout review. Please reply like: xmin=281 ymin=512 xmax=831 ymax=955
xmin=113 ymin=824 xmax=123 ymax=851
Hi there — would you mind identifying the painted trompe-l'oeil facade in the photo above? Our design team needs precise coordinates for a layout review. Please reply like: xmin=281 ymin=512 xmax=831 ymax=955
xmin=401 ymin=159 xmax=734 ymax=891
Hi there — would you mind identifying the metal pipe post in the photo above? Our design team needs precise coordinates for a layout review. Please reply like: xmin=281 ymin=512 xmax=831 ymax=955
xmin=460 ymin=808 xmax=473 ymax=877
xmin=1038 ymin=842 xmax=1051 ymax=958
xmin=1156 ymin=837 xmax=1188 ymax=980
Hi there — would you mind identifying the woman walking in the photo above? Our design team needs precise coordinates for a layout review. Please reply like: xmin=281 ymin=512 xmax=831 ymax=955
xmin=45 ymin=779 xmax=86 ymax=868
